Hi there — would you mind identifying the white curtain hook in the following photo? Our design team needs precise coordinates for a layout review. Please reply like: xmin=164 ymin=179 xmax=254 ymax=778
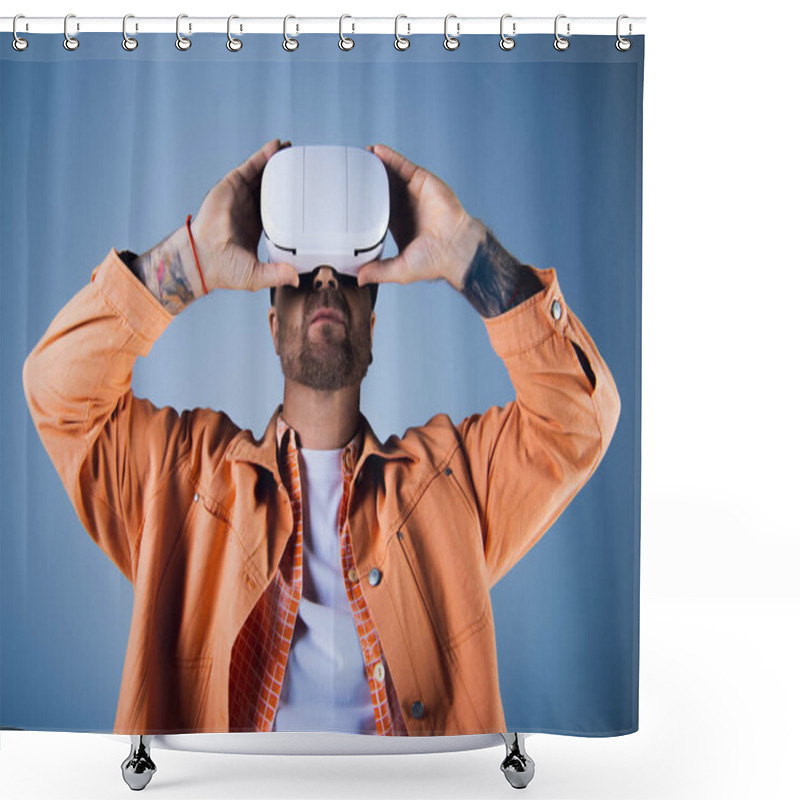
xmin=12 ymin=14 xmax=29 ymax=51
xmin=122 ymin=14 xmax=138 ymax=51
xmin=227 ymin=15 xmax=243 ymax=51
xmin=64 ymin=13 xmax=80 ymax=51
xmin=176 ymin=13 xmax=191 ymax=51
xmin=444 ymin=13 xmax=460 ymax=51
xmin=500 ymin=14 xmax=516 ymax=50
xmin=339 ymin=14 xmax=355 ymax=50
xmin=554 ymin=14 xmax=570 ymax=51
xmin=616 ymin=14 xmax=632 ymax=51
xmin=395 ymin=14 xmax=410 ymax=51
xmin=283 ymin=15 xmax=299 ymax=51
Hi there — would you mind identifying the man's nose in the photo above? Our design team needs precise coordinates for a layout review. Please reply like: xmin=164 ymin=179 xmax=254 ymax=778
xmin=313 ymin=266 xmax=339 ymax=292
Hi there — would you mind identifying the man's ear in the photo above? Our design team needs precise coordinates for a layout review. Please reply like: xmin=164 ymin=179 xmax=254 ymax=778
xmin=268 ymin=306 xmax=280 ymax=355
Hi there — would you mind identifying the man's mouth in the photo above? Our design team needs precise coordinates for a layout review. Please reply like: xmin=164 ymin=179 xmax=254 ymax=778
xmin=310 ymin=309 xmax=345 ymax=326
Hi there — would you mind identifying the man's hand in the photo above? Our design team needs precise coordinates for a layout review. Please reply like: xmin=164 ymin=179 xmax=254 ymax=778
xmin=191 ymin=139 xmax=300 ymax=293
xmin=356 ymin=144 xmax=487 ymax=291
xmin=357 ymin=143 xmax=545 ymax=318
xmin=126 ymin=139 xmax=300 ymax=316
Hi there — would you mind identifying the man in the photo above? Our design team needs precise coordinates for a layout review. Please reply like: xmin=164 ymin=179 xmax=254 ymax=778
xmin=23 ymin=139 xmax=621 ymax=736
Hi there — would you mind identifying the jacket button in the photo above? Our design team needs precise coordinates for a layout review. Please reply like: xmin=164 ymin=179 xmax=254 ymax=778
xmin=348 ymin=567 xmax=359 ymax=583
xmin=551 ymin=299 xmax=562 ymax=320
xmin=411 ymin=701 xmax=425 ymax=719
xmin=368 ymin=568 xmax=382 ymax=586
xmin=373 ymin=662 xmax=385 ymax=683
xmin=193 ymin=493 xmax=200 ymax=502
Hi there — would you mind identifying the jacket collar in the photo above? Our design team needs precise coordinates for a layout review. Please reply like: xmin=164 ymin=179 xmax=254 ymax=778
xmin=225 ymin=404 xmax=418 ymax=477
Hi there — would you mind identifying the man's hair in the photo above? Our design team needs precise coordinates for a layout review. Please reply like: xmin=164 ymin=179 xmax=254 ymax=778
xmin=270 ymin=283 xmax=379 ymax=309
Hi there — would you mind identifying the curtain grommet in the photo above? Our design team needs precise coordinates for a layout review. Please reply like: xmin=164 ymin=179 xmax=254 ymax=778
xmin=339 ymin=14 xmax=355 ymax=50
xmin=226 ymin=15 xmax=243 ymax=51
xmin=12 ymin=14 xmax=29 ymax=51
xmin=394 ymin=14 xmax=410 ymax=50
xmin=176 ymin=13 xmax=191 ymax=51
xmin=283 ymin=15 xmax=299 ymax=51
xmin=499 ymin=14 xmax=516 ymax=50
xmin=554 ymin=14 xmax=570 ymax=51
xmin=122 ymin=14 xmax=138 ymax=51
xmin=63 ymin=13 xmax=80 ymax=51
xmin=444 ymin=13 xmax=460 ymax=51
xmin=615 ymin=15 xmax=632 ymax=51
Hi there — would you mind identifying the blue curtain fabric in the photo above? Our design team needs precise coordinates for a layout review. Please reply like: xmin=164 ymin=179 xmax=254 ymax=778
xmin=1 ymin=32 xmax=643 ymax=735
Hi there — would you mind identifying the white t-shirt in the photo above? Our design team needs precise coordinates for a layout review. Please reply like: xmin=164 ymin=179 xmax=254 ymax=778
xmin=271 ymin=445 xmax=376 ymax=734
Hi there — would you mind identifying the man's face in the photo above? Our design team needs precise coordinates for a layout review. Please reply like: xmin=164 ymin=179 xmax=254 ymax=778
xmin=268 ymin=266 xmax=376 ymax=392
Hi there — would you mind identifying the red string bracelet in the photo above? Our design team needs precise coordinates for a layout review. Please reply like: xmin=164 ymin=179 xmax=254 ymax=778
xmin=185 ymin=214 xmax=209 ymax=294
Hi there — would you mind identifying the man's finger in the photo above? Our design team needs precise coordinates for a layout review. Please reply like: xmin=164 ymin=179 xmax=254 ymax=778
xmin=234 ymin=139 xmax=285 ymax=191
xmin=371 ymin=144 xmax=424 ymax=188
xmin=251 ymin=260 xmax=300 ymax=292
xmin=357 ymin=255 xmax=408 ymax=286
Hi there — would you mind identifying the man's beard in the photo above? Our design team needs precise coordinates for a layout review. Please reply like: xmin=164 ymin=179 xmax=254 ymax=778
xmin=277 ymin=312 xmax=373 ymax=391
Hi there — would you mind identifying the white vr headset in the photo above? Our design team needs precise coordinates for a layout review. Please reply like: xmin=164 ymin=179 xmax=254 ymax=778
xmin=261 ymin=145 xmax=390 ymax=278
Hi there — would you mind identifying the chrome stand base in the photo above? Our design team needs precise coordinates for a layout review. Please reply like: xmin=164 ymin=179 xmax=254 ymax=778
xmin=117 ymin=732 xmax=532 ymax=789
xmin=500 ymin=732 xmax=535 ymax=789
xmin=121 ymin=735 xmax=156 ymax=791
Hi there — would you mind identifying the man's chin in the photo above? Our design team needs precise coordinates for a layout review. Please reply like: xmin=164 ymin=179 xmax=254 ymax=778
xmin=307 ymin=322 xmax=347 ymax=340
xmin=300 ymin=357 xmax=370 ymax=392
xmin=278 ymin=336 xmax=371 ymax=391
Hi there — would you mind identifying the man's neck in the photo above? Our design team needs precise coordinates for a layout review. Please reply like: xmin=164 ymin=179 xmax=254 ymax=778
xmin=280 ymin=380 xmax=362 ymax=450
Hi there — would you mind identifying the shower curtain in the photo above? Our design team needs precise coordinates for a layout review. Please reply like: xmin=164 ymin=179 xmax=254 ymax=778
xmin=1 ymin=27 xmax=643 ymax=738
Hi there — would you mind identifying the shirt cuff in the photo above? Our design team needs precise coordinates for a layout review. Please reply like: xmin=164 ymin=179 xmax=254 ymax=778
xmin=482 ymin=265 xmax=569 ymax=358
xmin=90 ymin=248 xmax=175 ymax=350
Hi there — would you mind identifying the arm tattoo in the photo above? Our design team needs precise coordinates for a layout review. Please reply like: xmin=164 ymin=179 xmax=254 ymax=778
xmin=126 ymin=233 xmax=201 ymax=316
xmin=461 ymin=226 xmax=545 ymax=318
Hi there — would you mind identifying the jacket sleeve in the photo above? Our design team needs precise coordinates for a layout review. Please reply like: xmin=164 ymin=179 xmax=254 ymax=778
xmin=455 ymin=264 xmax=622 ymax=587
xmin=22 ymin=248 xmax=227 ymax=583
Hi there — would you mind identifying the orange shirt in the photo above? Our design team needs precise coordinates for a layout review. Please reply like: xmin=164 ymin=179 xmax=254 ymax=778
xmin=23 ymin=248 xmax=621 ymax=734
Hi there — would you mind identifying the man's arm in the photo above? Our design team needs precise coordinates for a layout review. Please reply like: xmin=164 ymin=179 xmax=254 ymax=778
xmin=23 ymin=245 xmax=189 ymax=581
xmin=116 ymin=137 xmax=299 ymax=315
xmin=455 ymin=250 xmax=620 ymax=586
xmin=445 ymin=218 xmax=617 ymax=584
xmin=357 ymin=144 xmax=620 ymax=585
xmin=457 ymin=221 xmax=597 ymax=386
xmin=455 ymin=221 xmax=546 ymax=318
xmin=121 ymin=224 xmax=205 ymax=316
xmin=22 ymin=139 xmax=297 ymax=580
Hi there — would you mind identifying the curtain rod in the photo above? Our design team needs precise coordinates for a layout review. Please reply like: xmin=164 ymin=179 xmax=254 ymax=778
xmin=1 ymin=16 xmax=646 ymax=36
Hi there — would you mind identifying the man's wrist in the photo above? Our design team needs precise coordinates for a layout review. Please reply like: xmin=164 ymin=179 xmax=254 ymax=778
xmin=459 ymin=224 xmax=545 ymax=318
xmin=445 ymin=215 xmax=487 ymax=291
xmin=125 ymin=224 xmax=205 ymax=316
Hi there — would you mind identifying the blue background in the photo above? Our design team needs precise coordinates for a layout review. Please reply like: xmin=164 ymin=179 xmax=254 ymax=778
xmin=1 ymin=32 xmax=643 ymax=735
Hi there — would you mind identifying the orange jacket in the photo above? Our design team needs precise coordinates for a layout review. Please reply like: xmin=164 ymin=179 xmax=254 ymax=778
xmin=22 ymin=248 xmax=621 ymax=735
